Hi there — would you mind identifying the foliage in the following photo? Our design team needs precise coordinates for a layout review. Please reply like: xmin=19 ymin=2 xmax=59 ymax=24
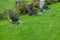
xmin=0 ymin=12 xmax=8 ymax=20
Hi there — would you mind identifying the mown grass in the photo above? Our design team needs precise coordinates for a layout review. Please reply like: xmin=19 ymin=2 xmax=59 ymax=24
xmin=0 ymin=0 xmax=60 ymax=40
xmin=0 ymin=0 xmax=15 ymax=12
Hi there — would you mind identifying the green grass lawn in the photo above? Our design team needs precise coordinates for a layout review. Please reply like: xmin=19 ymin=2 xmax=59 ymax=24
xmin=0 ymin=0 xmax=15 ymax=12
xmin=0 ymin=0 xmax=60 ymax=40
